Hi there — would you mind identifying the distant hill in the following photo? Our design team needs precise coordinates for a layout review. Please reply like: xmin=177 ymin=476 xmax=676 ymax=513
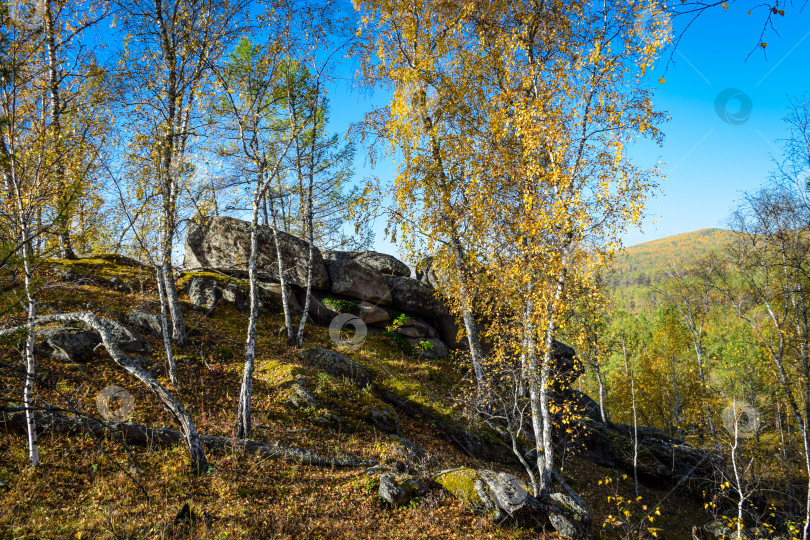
xmin=609 ymin=228 xmax=737 ymax=307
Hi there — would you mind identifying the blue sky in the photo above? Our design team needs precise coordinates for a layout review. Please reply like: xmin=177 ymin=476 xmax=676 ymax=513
xmin=323 ymin=4 xmax=810 ymax=256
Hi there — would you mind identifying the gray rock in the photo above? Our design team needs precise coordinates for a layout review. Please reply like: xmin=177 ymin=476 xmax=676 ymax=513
xmin=329 ymin=258 xmax=391 ymax=304
xmin=298 ymin=347 xmax=370 ymax=387
xmin=544 ymin=492 xmax=592 ymax=540
xmin=354 ymin=251 xmax=410 ymax=277
xmin=188 ymin=277 xmax=218 ymax=310
xmin=100 ymin=319 xmax=151 ymax=353
xmin=369 ymin=407 xmax=399 ymax=434
xmin=435 ymin=468 xmax=545 ymax=525
xmin=479 ymin=470 xmax=546 ymax=526
xmin=389 ymin=435 xmax=427 ymax=463
xmin=358 ymin=301 xmax=389 ymax=326
xmin=405 ymin=337 xmax=449 ymax=359
xmin=220 ymin=283 xmax=248 ymax=311
xmin=35 ymin=327 xmax=100 ymax=363
xmin=322 ymin=250 xmax=358 ymax=265
xmin=288 ymin=382 xmax=321 ymax=409
xmin=379 ymin=473 xmax=428 ymax=506
xmin=396 ymin=318 xmax=438 ymax=339
xmin=436 ymin=315 xmax=464 ymax=349
xmin=571 ymin=390 xmax=604 ymax=424
xmin=184 ymin=216 xmax=330 ymax=289
xmin=385 ymin=276 xmax=447 ymax=318
xmin=127 ymin=309 xmax=163 ymax=338
xmin=294 ymin=290 xmax=339 ymax=325
xmin=258 ymin=281 xmax=302 ymax=313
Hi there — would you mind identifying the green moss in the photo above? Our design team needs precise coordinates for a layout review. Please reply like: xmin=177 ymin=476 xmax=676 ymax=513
xmin=321 ymin=296 xmax=359 ymax=312
xmin=176 ymin=270 xmax=247 ymax=291
xmin=434 ymin=468 xmax=481 ymax=506
xmin=47 ymin=255 xmax=151 ymax=280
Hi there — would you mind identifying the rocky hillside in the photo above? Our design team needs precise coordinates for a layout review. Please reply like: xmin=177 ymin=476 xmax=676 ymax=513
xmin=0 ymin=218 xmax=721 ymax=538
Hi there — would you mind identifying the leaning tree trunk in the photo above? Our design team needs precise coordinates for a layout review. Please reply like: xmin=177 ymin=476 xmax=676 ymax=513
xmin=161 ymin=230 xmax=187 ymax=346
xmin=295 ymin=113 xmax=318 ymax=349
xmin=236 ymin=200 xmax=261 ymax=439
xmin=1 ymin=312 xmax=209 ymax=474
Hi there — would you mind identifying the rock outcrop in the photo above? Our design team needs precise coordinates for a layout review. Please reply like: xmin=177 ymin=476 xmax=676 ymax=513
xmin=182 ymin=216 xmax=469 ymax=358
xmin=433 ymin=468 xmax=591 ymax=538
xmin=385 ymin=276 xmax=447 ymax=318
xmin=353 ymin=251 xmax=410 ymax=277
xmin=34 ymin=318 xmax=150 ymax=363
xmin=184 ymin=216 xmax=330 ymax=289
xmin=328 ymin=258 xmax=391 ymax=304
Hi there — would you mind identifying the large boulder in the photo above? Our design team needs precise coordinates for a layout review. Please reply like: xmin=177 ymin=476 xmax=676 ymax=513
xmin=298 ymin=347 xmax=370 ymax=387
xmin=35 ymin=320 xmax=150 ymax=360
xmin=358 ymin=301 xmax=389 ymax=326
xmin=34 ymin=327 xmax=101 ymax=363
xmin=329 ymin=258 xmax=391 ymax=305
xmin=434 ymin=468 xmax=545 ymax=525
xmin=384 ymin=276 xmax=448 ymax=318
xmin=415 ymin=256 xmax=444 ymax=289
xmin=354 ymin=251 xmax=410 ymax=277
xmin=436 ymin=315 xmax=464 ymax=349
xmin=294 ymin=290 xmax=339 ymax=326
xmin=127 ymin=309 xmax=163 ymax=338
xmin=543 ymin=492 xmax=592 ymax=540
xmin=396 ymin=317 xmax=438 ymax=339
xmin=258 ymin=281 xmax=302 ymax=313
xmin=187 ymin=277 xmax=218 ymax=310
xmin=100 ymin=319 xmax=151 ymax=353
xmin=184 ymin=216 xmax=329 ymax=289
xmin=322 ymin=250 xmax=358 ymax=265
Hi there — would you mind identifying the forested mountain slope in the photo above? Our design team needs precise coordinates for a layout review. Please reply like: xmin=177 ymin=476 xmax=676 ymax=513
xmin=610 ymin=228 xmax=736 ymax=309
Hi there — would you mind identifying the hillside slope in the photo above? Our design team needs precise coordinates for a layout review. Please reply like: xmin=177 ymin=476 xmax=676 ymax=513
xmin=0 ymin=256 xmax=709 ymax=538
xmin=610 ymin=228 xmax=736 ymax=308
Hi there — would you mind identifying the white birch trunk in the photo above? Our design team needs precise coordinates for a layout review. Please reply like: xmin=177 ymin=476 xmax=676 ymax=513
xmin=155 ymin=264 xmax=178 ymax=385
xmin=22 ymin=238 xmax=39 ymax=467
xmin=236 ymin=200 xmax=261 ymax=439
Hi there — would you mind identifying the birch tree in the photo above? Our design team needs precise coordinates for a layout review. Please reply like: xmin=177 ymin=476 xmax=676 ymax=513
xmin=716 ymin=182 xmax=810 ymax=539
xmin=212 ymin=36 xmax=299 ymax=438
xmin=39 ymin=0 xmax=111 ymax=258
xmin=358 ymin=0 xmax=667 ymax=493
xmin=118 ymin=0 xmax=251 ymax=345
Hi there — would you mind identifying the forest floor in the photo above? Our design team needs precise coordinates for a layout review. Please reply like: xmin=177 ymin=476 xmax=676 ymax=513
xmin=0 ymin=256 xmax=709 ymax=539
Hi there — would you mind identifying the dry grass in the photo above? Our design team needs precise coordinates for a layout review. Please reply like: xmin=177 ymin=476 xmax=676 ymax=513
xmin=0 ymin=258 xmax=708 ymax=538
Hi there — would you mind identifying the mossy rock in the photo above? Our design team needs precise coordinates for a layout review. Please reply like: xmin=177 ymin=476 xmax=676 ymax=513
xmin=433 ymin=468 xmax=483 ymax=508
xmin=177 ymin=270 xmax=246 ymax=292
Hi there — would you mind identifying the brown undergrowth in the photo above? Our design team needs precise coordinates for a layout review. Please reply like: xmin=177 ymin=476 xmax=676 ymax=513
xmin=0 ymin=257 xmax=707 ymax=538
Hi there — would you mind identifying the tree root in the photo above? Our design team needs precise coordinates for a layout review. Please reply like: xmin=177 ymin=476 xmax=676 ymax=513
xmin=0 ymin=407 xmax=377 ymax=469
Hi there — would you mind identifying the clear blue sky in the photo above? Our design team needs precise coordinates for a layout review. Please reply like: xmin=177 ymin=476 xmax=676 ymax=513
xmin=324 ymin=4 xmax=810 ymax=256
